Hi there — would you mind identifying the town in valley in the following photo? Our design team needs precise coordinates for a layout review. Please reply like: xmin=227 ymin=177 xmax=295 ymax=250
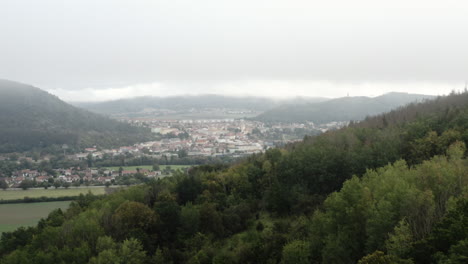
xmin=0 ymin=117 xmax=347 ymax=189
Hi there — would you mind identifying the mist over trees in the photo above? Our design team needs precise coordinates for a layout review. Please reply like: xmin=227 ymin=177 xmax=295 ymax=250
xmin=74 ymin=95 xmax=327 ymax=115
xmin=256 ymin=92 xmax=434 ymax=124
xmin=0 ymin=80 xmax=154 ymax=153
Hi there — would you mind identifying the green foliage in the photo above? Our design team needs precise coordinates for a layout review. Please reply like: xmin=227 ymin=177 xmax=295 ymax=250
xmin=358 ymin=251 xmax=413 ymax=264
xmin=305 ymin=143 xmax=468 ymax=263
xmin=2 ymin=92 xmax=468 ymax=263
xmin=0 ymin=180 xmax=8 ymax=190
xmin=111 ymin=201 xmax=158 ymax=239
xmin=0 ymin=80 xmax=154 ymax=153
xmin=19 ymin=180 xmax=33 ymax=190
xmin=120 ymin=238 xmax=147 ymax=264
xmin=410 ymin=196 xmax=468 ymax=263
xmin=385 ymin=219 xmax=413 ymax=258
xmin=280 ymin=240 xmax=311 ymax=264
xmin=89 ymin=237 xmax=147 ymax=264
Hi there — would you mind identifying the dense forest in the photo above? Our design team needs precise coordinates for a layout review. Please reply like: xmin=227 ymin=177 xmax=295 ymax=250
xmin=255 ymin=92 xmax=433 ymax=124
xmin=1 ymin=91 xmax=468 ymax=263
xmin=0 ymin=80 xmax=154 ymax=153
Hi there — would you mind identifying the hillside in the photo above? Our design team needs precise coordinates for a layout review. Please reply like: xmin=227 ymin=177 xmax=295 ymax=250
xmin=255 ymin=92 xmax=434 ymax=123
xmin=1 ymin=91 xmax=468 ymax=263
xmin=74 ymin=95 xmax=328 ymax=116
xmin=0 ymin=80 xmax=153 ymax=153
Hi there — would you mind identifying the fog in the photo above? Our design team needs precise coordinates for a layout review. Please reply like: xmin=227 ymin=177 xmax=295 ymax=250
xmin=1 ymin=0 xmax=467 ymax=101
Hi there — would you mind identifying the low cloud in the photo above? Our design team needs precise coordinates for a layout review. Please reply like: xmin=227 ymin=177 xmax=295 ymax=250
xmin=47 ymin=80 xmax=461 ymax=102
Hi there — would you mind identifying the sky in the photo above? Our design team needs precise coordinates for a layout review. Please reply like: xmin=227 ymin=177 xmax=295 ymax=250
xmin=0 ymin=0 xmax=467 ymax=102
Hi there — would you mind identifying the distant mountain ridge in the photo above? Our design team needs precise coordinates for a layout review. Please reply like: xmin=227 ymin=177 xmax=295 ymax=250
xmin=254 ymin=92 xmax=435 ymax=124
xmin=73 ymin=95 xmax=328 ymax=115
xmin=0 ymin=79 xmax=153 ymax=153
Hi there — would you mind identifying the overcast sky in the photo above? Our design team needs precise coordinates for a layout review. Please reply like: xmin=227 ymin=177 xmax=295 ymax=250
xmin=1 ymin=0 xmax=467 ymax=101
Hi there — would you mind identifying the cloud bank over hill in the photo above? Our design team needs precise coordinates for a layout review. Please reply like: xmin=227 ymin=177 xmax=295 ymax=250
xmin=49 ymin=80 xmax=459 ymax=102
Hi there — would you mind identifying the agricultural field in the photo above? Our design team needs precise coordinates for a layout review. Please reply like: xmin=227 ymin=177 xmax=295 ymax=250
xmin=0 ymin=186 xmax=107 ymax=201
xmin=0 ymin=201 xmax=70 ymax=234
xmin=103 ymin=165 xmax=192 ymax=171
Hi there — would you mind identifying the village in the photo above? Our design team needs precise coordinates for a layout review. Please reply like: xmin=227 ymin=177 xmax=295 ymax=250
xmin=0 ymin=165 xmax=172 ymax=189
xmin=119 ymin=118 xmax=348 ymax=157
xmin=0 ymin=119 xmax=347 ymax=189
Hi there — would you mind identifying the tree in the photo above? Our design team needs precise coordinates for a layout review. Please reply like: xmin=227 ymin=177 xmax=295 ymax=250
xmin=87 ymin=153 xmax=93 ymax=168
xmin=152 ymin=163 xmax=160 ymax=171
xmin=0 ymin=179 xmax=8 ymax=190
xmin=385 ymin=219 xmax=413 ymax=258
xmin=281 ymin=240 xmax=311 ymax=264
xmin=256 ymin=221 xmax=264 ymax=232
xmin=111 ymin=201 xmax=158 ymax=239
xmin=358 ymin=251 xmax=412 ymax=264
xmin=53 ymin=180 xmax=61 ymax=189
xmin=90 ymin=249 xmax=120 ymax=264
xmin=19 ymin=179 xmax=33 ymax=190
xmin=178 ymin=149 xmax=188 ymax=158
xmin=151 ymin=248 xmax=165 ymax=264
xmin=175 ymin=175 xmax=202 ymax=204
xmin=120 ymin=238 xmax=147 ymax=264
xmin=134 ymin=173 xmax=146 ymax=183
xmin=179 ymin=203 xmax=200 ymax=237
xmin=41 ymin=181 xmax=50 ymax=189
xmin=153 ymin=192 xmax=180 ymax=242
xmin=62 ymin=182 xmax=71 ymax=189
xmin=105 ymin=181 xmax=111 ymax=188
xmin=199 ymin=203 xmax=224 ymax=236
xmin=89 ymin=236 xmax=120 ymax=264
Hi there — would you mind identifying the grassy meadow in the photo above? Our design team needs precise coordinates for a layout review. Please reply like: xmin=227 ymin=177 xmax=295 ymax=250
xmin=0 ymin=201 xmax=70 ymax=234
xmin=0 ymin=186 xmax=106 ymax=201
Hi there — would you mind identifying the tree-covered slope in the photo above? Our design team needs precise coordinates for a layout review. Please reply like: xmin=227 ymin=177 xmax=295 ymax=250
xmin=1 ymin=91 xmax=467 ymax=264
xmin=255 ymin=92 xmax=434 ymax=124
xmin=74 ymin=95 xmax=327 ymax=115
xmin=0 ymin=80 xmax=153 ymax=153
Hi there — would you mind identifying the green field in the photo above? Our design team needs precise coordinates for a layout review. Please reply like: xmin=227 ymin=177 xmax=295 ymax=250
xmin=0 ymin=187 xmax=106 ymax=201
xmin=0 ymin=201 xmax=70 ymax=234
xmin=102 ymin=165 xmax=191 ymax=171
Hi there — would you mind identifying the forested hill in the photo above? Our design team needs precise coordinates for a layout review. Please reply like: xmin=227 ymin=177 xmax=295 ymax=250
xmin=255 ymin=92 xmax=434 ymax=123
xmin=74 ymin=95 xmax=328 ymax=115
xmin=0 ymin=80 xmax=153 ymax=153
xmin=2 ymin=91 xmax=468 ymax=264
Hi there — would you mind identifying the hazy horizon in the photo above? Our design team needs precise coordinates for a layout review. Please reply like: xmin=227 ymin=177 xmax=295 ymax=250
xmin=65 ymin=89 xmax=440 ymax=104
xmin=48 ymin=81 xmax=459 ymax=103
xmin=1 ymin=0 xmax=467 ymax=101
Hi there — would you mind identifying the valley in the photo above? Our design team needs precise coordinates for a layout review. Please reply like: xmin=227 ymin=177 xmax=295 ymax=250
xmin=2 ymin=3 xmax=466 ymax=263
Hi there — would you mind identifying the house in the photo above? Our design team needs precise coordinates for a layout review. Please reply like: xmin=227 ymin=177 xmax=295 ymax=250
xmin=97 ymin=176 xmax=112 ymax=183
xmin=147 ymin=171 xmax=162 ymax=178
xmin=83 ymin=175 xmax=93 ymax=182
xmin=74 ymin=153 xmax=88 ymax=161
xmin=85 ymin=147 xmax=97 ymax=152
xmin=36 ymin=176 xmax=51 ymax=183
xmin=70 ymin=175 xmax=81 ymax=182
xmin=121 ymin=170 xmax=137 ymax=176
